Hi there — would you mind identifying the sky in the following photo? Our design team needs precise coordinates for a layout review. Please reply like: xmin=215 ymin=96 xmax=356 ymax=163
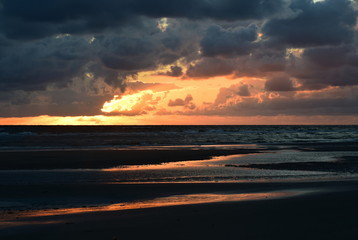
xmin=0 ymin=0 xmax=358 ymax=125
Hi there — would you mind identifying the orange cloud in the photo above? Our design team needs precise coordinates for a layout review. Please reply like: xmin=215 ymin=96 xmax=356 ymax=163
xmin=168 ymin=94 xmax=196 ymax=110
xmin=101 ymin=90 xmax=166 ymax=115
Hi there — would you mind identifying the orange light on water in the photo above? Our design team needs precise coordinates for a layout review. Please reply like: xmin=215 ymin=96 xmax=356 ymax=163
xmin=1 ymin=191 xmax=297 ymax=224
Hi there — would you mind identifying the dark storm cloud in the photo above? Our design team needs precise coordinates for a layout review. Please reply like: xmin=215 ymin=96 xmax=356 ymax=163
xmin=91 ymin=19 xmax=199 ymax=79
xmin=289 ymin=43 xmax=358 ymax=90
xmin=157 ymin=66 xmax=183 ymax=77
xmin=235 ymin=48 xmax=287 ymax=77
xmin=0 ymin=0 xmax=289 ymax=40
xmin=0 ymin=0 xmax=134 ymax=40
xmin=134 ymin=0 xmax=289 ymax=20
xmin=186 ymin=47 xmax=288 ymax=79
xmin=302 ymin=45 xmax=358 ymax=69
xmin=293 ymin=65 xmax=358 ymax=90
xmin=0 ymin=15 xmax=199 ymax=116
xmin=0 ymin=35 xmax=91 ymax=91
xmin=0 ymin=17 xmax=193 ymax=91
xmin=262 ymin=0 xmax=357 ymax=48
xmin=0 ymin=0 xmax=358 ymax=118
xmin=186 ymin=58 xmax=236 ymax=78
xmin=200 ymin=24 xmax=258 ymax=57
xmin=98 ymin=36 xmax=158 ymax=71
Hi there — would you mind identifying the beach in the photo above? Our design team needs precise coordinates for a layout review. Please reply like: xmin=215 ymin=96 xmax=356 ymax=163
xmin=0 ymin=126 xmax=358 ymax=239
xmin=1 ymin=180 xmax=358 ymax=240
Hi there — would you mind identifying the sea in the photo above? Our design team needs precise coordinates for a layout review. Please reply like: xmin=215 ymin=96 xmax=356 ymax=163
xmin=1 ymin=125 xmax=358 ymax=150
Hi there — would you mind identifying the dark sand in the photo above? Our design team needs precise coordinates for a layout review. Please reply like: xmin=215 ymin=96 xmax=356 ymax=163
xmin=239 ymin=156 xmax=358 ymax=173
xmin=0 ymin=149 xmax=259 ymax=170
xmin=1 ymin=180 xmax=358 ymax=240
xmin=1 ymin=144 xmax=358 ymax=239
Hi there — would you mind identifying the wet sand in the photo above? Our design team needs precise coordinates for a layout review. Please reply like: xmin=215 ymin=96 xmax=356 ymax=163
xmin=1 ymin=141 xmax=357 ymax=170
xmin=0 ymin=149 xmax=259 ymax=170
xmin=1 ymin=143 xmax=358 ymax=239
xmin=1 ymin=180 xmax=358 ymax=240
xmin=240 ymin=156 xmax=358 ymax=173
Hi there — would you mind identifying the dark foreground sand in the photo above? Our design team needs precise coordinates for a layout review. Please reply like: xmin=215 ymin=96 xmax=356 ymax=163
xmin=1 ymin=180 xmax=358 ymax=240
xmin=1 ymin=143 xmax=358 ymax=240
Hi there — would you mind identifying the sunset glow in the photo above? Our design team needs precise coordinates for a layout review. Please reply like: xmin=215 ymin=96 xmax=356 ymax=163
xmin=102 ymin=90 xmax=158 ymax=113
xmin=0 ymin=0 xmax=356 ymax=125
xmin=1 ymin=2 xmax=358 ymax=239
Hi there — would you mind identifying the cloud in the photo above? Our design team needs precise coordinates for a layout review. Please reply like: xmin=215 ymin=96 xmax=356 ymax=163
xmin=0 ymin=35 xmax=91 ymax=91
xmin=0 ymin=0 xmax=289 ymax=40
xmin=0 ymin=16 xmax=198 ymax=117
xmin=185 ymin=46 xmax=288 ymax=79
xmin=186 ymin=58 xmax=236 ymax=78
xmin=237 ymin=84 xmax=251 ymax=96
xmin=262 ymin=0 xmax=357 ymax=48
xmin=102 ymin=90 xmax=166 ymax=116
xmin=126 ymin=81 xmax=180 ymax=93
xmin=288 ymin=43 xmax=358 ymax=90
xmin=98 ymin=36 xmax=159 ymax=71
xmin=0 ymin=0 xmax=357 ymax=118
xmin=0 ymin=15 xmax=199 ymax=91
xmin=0 ymin=89 xmax=111 ymax=117
xmin=157 ymin=65 xmax=183 ymax=77
xmin=234 ymin=48 xmax=287 ymax=78
xmin=302 ymin=45 xmax=354 ymax=68
xmin=214 ymin=84 xmax=252 ymax=106
xmin=204 ymin=86 xmax=358 ymax=116
xmin=200 ymin=24 xmax=258 ymax=58
xmin=168 ymin=94 xmax=196 ymax=109
xmin=265 ymin=77 xmax=295 ymax=91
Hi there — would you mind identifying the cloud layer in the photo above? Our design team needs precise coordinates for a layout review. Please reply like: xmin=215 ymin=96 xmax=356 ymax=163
xmin=0 ymin=0 xmax=357 ymax=118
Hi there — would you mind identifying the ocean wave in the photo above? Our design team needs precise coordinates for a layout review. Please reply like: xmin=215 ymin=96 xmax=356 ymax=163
xmin=0 ymin=125 xmax=357 ymax=150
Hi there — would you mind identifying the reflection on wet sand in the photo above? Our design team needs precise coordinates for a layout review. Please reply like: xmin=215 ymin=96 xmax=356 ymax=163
xmin=102 ymin=154 xmax=249 ymax=171
xmin=1 ymin=191 xmax=301 ymax=226
xmin=0 ymin=220 xmax=61 ymax=229
xmin=100 ymin=152 xmax=333 ymax=184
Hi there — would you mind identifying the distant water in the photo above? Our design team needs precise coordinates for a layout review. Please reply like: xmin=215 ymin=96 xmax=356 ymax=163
xmin=0 ymin=125 xmax=357 ymax=150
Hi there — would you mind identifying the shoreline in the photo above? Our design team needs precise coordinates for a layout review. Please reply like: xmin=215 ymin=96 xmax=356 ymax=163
xmin=1 ymin=141 xmax=358 ymax=170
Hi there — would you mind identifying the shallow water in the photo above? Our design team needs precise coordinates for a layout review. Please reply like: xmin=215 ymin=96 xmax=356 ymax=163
xmin=0 ymin=149 xmax=357 ymax=186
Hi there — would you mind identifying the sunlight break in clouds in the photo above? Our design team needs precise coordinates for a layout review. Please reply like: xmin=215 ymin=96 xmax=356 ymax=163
xmin=157 ymin=18 xmax=169 ymax=32
xmin=101 ymin=90 xmax=166 ymax=115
